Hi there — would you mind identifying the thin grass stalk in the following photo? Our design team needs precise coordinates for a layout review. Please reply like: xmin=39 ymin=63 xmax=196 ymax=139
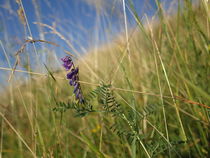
xmin=121 ymin=114 xmax=151 ymax=158
xmin=0 ymin=40 xmax=25 ymax=156
xmin=153 ymin=51 xmax=171 ymax=157
xmin=0 ymin=112 xmax=36 ymax=157
xmin=146 ymin=16 xmax=187 ymax=141
xmin=19 ymin=0 xmax=41 ymax=153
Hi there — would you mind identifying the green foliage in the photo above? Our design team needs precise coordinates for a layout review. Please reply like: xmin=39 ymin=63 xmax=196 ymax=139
xmin=1 ymin=1 xmax=210 ymax=157
xmin=53 ymin=101 xmax=94 ymax=117
xmin=146 ymin=139 xmax=187 ymax=157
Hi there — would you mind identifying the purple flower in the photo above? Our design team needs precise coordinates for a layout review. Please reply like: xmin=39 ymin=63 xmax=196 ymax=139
xmin=67 ymin=69 xmax=75 ymax=79
xmin=69 ymin=79 xmax=75 ymax=86
xmin=67 ymin=67 xmax=79 ymax=79
xmin=61 ymin=56 xmax=85 ymax=104
xmin=61 ymin=56 xmax=73 ymax=71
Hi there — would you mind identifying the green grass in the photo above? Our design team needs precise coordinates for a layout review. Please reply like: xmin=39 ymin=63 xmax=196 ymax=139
xmin=0 ymin=0 xmax=209 ymax=158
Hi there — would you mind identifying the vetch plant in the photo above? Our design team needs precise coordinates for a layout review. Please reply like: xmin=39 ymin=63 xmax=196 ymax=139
xmin=54 ymin=75 xmax=185 ymax=157
xmin=58 ymin=57 xmax=187 ymax=157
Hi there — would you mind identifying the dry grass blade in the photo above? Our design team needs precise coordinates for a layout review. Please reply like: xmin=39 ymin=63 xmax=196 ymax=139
xmin=33 ymin=22 xmax=74 ymax=51
xmin=16 ymin=0 xmax=26 ymax=26
xmin=0 ymin=111 xmax=36 ymax=157
xmin=113 ymin=87 xmax=210 ymax=109
xmin=3 ymin=64 xmax=210 ymax=110
xmin=64 ymin=50 xmax=78 ymax=59
xmin=174 ymin=96 xmax=210 ymax=109
xmin=8 ymin=39 xmax=59 ymax=82
xmin=0 ymin=67 xmax=47 ymax=76
xmin=25 ymin=39 xmax=59 ymax=47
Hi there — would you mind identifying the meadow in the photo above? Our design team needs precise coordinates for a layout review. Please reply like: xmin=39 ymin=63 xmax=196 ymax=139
xmin=0 ymin=0 xmax=209 ymax=158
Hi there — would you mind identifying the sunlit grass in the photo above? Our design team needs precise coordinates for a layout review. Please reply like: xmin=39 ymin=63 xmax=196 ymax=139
xmin=0 ymin=0 xmax=209 ymax=158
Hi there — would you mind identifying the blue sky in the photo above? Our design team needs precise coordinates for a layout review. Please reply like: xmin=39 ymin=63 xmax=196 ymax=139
xmin=0 ymin=0 xmax=158 ymax=52
xmin=0 ymin=0 xmax=159 ymax=89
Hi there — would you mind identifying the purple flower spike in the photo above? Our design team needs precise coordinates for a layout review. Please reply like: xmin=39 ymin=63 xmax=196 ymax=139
xmin=61 ymin=55 xmax=85 ymax=104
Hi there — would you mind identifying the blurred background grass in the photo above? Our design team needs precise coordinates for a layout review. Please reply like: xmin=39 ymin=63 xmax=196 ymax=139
xmin=0 ymin=0 xmax=209 ymax=157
